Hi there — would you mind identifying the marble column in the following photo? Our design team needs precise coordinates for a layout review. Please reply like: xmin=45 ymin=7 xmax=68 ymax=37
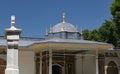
xmin=5 ymin=16 xmax=21 ymax=74
xmin=40 ymin=51 xmax=42 ymax=74
xmin=104 ymin=65 xmax=108 ymax=74
xmin=96 ymin=50 xmax=99 ymax=74
xmin=49 ymin=50 xmax=52 ymax=74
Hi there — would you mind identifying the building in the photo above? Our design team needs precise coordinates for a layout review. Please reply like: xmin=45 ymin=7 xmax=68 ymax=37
xmin=0 ymin=14 xmax=120 ymax=74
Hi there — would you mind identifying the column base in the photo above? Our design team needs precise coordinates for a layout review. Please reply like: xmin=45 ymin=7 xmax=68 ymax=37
xmin=5 ymin=68 xmax=19 ymax=74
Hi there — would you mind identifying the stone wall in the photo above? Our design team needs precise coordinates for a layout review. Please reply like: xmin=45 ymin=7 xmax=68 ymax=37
xmin=19 ymin=51 xmax=35 ymax=74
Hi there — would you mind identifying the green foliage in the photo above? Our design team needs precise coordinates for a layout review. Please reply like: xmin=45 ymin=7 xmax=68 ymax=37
xmin=99 ymin=20 xmax=117 ymax=46
xmin=83 ymin=29 xmax=90 ymax=40
xmin=83 ymin=0 xmax=120 ymax=48
xmin=111 ymin=0 xmax=120 ymax=17
xmin=83 ymin=29 xmax=101 ymax=41
xmin=83 ymin=20 xmax=117 ymax=47
xmin=110 ymin=0 xmax=120 ymax=47
xmin=110 ymin=0 xmax=120 ymax=34
xmin=88 ymin=29 xmax=101 ymax=41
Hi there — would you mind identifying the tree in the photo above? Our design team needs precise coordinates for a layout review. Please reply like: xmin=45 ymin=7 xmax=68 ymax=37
xmin=83 ymin=29 xmax=90 ymax=40
xmin=83 ymin=0 xmax=120 ymax=48
xmin=83 ymin=29 xmax=101 ymax=41
xmin=88 ymin=29 xmax=101 ymax=41
xmin=110 ymin=0 xmax=120 ymax=47
xmin=99 ymin=20 xmax=117 ymax=47
xmin=111 ymin=0 xmax=120 ymax=28
xmin=83 ymin=20 xmax=118 ymax=47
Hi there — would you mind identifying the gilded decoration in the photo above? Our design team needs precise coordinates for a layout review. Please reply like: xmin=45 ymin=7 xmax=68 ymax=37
xmin=29 ymin=43 xmax=113 ymax=52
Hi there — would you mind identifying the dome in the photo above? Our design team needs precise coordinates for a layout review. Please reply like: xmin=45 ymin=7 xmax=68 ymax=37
xmin=52 ymin=22 xmax=76 ymax=33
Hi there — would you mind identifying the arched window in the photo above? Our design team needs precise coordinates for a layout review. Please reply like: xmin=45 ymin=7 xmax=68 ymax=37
xmin=107 ymin=61 xmax=118 ymax=74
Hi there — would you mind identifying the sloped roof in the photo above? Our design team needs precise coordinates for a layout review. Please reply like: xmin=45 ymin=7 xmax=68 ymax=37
xmin=39 ymin=39 xmax=109 ymax=45
xmin=0 ymin=36 xmax=113 ymax=50
xmin=0 ymin=36 xmax=44 ymax=47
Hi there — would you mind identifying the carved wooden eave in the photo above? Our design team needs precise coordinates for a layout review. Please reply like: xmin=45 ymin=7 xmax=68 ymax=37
xmin=27 ymin=42 xmax=113 ymax=52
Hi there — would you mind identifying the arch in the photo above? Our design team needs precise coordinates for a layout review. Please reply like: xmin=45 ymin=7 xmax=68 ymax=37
xmin=0 ymin=58 xmax=6 ymax=74
xmin=52 ymin=64 xmax=62 ymax=74
xmin=107 ymin=61 xmax=118 ymax=74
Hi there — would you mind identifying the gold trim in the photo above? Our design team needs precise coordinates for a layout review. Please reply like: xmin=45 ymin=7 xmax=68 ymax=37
xmin=29 ymin=43 xmax=113 ymax=51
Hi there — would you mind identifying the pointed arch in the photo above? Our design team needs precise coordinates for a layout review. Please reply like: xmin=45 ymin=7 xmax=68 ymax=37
xmin=52 ymin=64 xmax=62 ymax=74
xmin=107 ymin=61 xmax=118 ymax=74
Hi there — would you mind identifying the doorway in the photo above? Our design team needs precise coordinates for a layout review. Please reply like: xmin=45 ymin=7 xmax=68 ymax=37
xmin=107 ymin=61 xmax=118 ymax=74
xmin=52 ymin=65 xmax=62 ymax=74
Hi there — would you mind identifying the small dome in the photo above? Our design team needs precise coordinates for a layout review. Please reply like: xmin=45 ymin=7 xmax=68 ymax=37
xmin=52 ymin=22 xmax=76 ymax=33
xmin=52 ymin=13 xmax=77 ymax=33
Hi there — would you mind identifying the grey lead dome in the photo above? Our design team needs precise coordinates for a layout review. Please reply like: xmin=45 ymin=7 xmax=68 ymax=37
xmin=52 ymin=22 xmax=76 ymax=33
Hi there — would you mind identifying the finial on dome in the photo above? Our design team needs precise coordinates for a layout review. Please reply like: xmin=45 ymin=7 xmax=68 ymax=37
xmin=50 ymin=25 xmax=53 ymax=33
xmin=80 ymin=28 xmax=84 ymax=40
xmin=62 ymin=12 xmax=66 ymax=23
xmin=75 ymin=25 xmax=78 ymax=32
xmin=11 ymin=15 xmax=15 ymax=27
xmin=46 ymin=28 xmax=48 ymax=35
xmin=80 ymin=28 xmax=83 ymax=35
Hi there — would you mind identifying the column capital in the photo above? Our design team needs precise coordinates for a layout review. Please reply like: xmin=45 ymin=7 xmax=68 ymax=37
xmin=49 ymin=49 xmax=52 ymax=56
xmin=96 ymin=56 xmax=98 ymax=59
xmin=105 ymin=65 xmax=108 ymax=69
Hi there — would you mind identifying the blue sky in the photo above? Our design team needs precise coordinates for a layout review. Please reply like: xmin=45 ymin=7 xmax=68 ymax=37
xmin=0 ymin=0 xmax=113 ymax=38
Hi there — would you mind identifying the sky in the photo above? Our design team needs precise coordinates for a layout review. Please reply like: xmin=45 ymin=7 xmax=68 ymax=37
xmin=0 ymin=0 xmax=113 ymax=38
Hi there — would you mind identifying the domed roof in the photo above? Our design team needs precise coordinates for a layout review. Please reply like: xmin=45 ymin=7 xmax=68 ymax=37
xmin=52 ymin=13 xmax=76 ymax=33
xmin=52 ymin=22 xmax=76 ymax=33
